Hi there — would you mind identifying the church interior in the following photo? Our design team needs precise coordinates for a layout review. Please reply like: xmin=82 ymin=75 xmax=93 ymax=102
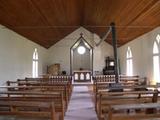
xmin=0 ymin=0 xmax=160 ymax=120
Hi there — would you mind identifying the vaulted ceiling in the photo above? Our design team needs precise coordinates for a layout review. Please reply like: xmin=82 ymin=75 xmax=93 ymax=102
xmin=0 ymin=0 xmax=159 ymax=48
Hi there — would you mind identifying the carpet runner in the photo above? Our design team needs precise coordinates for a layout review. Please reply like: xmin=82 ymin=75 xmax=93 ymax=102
xmin=64 ymin=86 xmax=98 ymax=120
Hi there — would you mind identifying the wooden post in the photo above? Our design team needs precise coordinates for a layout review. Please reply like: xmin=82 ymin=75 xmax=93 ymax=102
xmin=50 ymin=102 xmax=56 ymax=120
xmin=107 ymin=105 xmax=113 ymax=120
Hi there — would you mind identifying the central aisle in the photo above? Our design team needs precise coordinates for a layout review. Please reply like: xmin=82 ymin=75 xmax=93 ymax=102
xmin=64 ymin=86 xmax=98 ymax=120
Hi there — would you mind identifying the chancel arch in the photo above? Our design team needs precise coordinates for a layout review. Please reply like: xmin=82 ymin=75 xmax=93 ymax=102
xmin=70 ymin=33 xmax=93 ymax=81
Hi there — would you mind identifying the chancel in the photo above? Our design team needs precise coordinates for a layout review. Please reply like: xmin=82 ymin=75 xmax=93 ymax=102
xmin=0 ymin=1 xmax=160 ymax=120
xmin=70 ymin=33 xmax=93 ymax=82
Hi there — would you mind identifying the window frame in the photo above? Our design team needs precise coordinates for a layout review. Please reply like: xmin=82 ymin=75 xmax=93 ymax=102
xmin=126 ymin=47 xmax=133 ymax=76
xmin=32 ymin=48 xmax=38 ymax=78
xmin=153 ymin=34 xmax=160 ymax=83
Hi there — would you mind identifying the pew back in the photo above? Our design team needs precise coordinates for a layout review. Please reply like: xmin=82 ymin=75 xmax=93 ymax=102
xmin=0 ymin=101 xmax=56 ymax=120
xmin=97 ymin=90 xmax=159 ymax=119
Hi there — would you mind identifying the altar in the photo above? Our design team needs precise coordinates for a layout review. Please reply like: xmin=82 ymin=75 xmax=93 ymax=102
xmin=73 ymin=70 xmax=92 ymax=82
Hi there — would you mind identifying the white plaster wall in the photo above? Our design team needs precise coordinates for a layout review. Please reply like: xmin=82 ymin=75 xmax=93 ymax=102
xmin=93 ymin=34 xmax=114 ymax=73
xmin=0 ymin=25 xmax=48 ymax=85
xmin=119 ymin=27 xmax=160 ymax=84
xmin=48 ymin=27 xmax=113 ymax=75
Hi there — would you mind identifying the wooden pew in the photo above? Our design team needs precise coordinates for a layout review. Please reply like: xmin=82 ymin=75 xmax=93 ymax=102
xmin=46 ymin=75 xmax=73 ymax=95
xmin=119 ymin=75 xmax=141 ymax=86
xmin=24 ymin=76 xmax=72 ymax=97
xmin=0 ymin=101 xmax=56 ymax=120
xmin=1 ymin=85 xmax=69 ymax=109
xmin=93 ymin=75 xmax=115 ymax=93
xmin=97 ymin=90 xmax=159 ymax=120
xmin=95 ymin=84 xmax=158 ymax=113
xmin=93 ymin=75 xmax=148 ymax=113
xmin=93 ymin=75 xmax=145 ymax=94
xmin=106 ymin=103 xmax=160 ymax=120
xmin=0 ymin=91 xmax=65 ymax=120
xmin=7 ymin=79 xmax=72 ymax=102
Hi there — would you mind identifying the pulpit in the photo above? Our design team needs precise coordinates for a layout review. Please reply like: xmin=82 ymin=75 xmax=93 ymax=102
xmin=73 ymin=70 xmax=91 ymax=82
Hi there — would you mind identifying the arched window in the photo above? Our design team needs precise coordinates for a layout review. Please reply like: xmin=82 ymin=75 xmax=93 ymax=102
xmin=126 ymin=47 xmax=133 ymax=76
xmin=32 ymin=48 xmax=38 ymax=78
xmin=80 ymin=73 xmax=84 ymax=80
xmin=86 ymin=73 xmax=90 ymax=80
xmin=74 ymin=73 xmax=78 ymax=80
xmin=153 ymin=34 xmax=160 ymax=83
